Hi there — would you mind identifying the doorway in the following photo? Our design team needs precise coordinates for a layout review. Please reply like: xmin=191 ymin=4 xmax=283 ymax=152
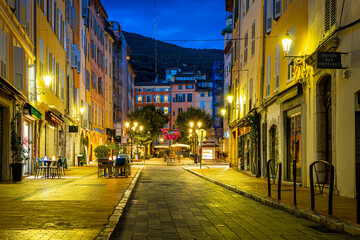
xmin=23 ymin=121 xmax=32 ymax=175
xmin=286 ymin=114 xmax=301 ymax=183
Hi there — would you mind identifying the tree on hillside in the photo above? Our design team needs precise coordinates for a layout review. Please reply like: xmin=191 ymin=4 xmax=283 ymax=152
xmin=127 ymin=105 xmax=169 ymax=155
xmin=175 ymin=107 xmax=213 ymax=144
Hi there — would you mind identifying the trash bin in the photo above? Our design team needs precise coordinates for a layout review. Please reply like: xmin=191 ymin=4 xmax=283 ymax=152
xmin=194 ymin=154 xmax=198 ymax=163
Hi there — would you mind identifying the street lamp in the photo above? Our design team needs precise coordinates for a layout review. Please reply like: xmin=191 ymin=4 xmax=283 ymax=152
xmin=282 ymin=32 xmax=292 ymax=56
xmin=190 ymin=122 xmax=194 ymax=128
xmin=221 ymin=108 xmax=226 ymax=116
xmin=124 ymin=121 xmax=143 ymax=160
xmin=44 ymin=75 xmax=51 ymax=88
xmin=80 ymin=107 xmax=85 ymax=114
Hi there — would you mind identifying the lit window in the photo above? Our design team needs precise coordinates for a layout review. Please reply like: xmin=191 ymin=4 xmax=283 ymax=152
xmin=137 ymin=95 xmax=143 ymax=102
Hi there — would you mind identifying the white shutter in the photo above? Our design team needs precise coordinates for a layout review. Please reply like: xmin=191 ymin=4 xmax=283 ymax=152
xmin=266 ymin=0 xmax=273 ymax=33
xmin=66 ymin=38 xmax=70 ymax=62
xmin=274 ymin=44 xmax=280 ymax=91
xmin=61 ymin=69 xmax=64 ymax=100
xmin=0 ymin=29 xmax=7 ymax=78
xmin=18 ymin=0 xmax=29 ymax=27
xmin=13 ymin=46 xmax=24 ymax=91
xmin=274 ymin=0 xmax=282 ymax=19
xmin=266 ymin=55 xmax=271 ymax=98
xmin=71 ymin=44 xmax=75 ymax=67
xmin=47 ymin=47 xmax=49 ymax=73
xmin=77 ymin=49 xmax=81 ymax=73
xmin=64 ymin=21 xmax=66 ymax=50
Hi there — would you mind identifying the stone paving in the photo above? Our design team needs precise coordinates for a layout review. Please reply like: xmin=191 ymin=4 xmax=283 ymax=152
xmin=112 ymin=165 xmax=355 ymax=239
xmin=186 ymin=166 xmax=360 ymax=236
xmin=0 ymin=166 xmax=141 ymax=240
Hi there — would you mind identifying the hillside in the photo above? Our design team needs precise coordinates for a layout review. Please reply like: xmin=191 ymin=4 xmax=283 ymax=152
xmin=123 ymin=31 xmax=223 ymax=82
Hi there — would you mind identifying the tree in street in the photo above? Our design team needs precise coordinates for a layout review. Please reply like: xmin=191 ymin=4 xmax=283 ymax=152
xmin=127 ymin=105 xmax=169 ymax=155
xmin=175 ymin=107 xmax=213 ymax=144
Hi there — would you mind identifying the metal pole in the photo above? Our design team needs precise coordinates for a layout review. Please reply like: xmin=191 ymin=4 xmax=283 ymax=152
xmin=294 ymin=141 xmax=298 ymax=205
xmin=130 ymin=135 xmax=133 ymax=160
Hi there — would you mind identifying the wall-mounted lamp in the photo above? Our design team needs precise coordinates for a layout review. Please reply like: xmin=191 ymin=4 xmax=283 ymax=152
xmin=282 ymin=32 xmax=306 ymax=60
xmin=227 ymin=95 xmax=233 ymax=104
xmin=282 ymin=32 xmax=292 ymax=56
xmin=221 ymin=108 xmax=226 ymax=116
xmin=80 ymin=107 xmax=85 ymax=114
xmin=37 ymin=76 xmax=52 ymax=101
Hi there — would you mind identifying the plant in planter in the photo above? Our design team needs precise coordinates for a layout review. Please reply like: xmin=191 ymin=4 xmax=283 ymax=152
xmin=11 ymin=104 xmax=29 ymax=181
xmin=94 ymin=145 xmax=111 ymax=160
xmin=79 ymin=152 xmax=86 ymax=166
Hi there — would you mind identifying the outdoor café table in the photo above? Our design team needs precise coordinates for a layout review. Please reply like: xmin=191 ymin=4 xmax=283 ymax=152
xmin=40 ymin=159 xmax=58 ymax=178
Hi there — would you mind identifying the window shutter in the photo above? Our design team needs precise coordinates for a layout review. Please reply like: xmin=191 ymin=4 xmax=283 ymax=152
xmin=13 ymin=46 xmax=24 ymax=91
xmin=274 ymin=44 xmax=280 ymax=90
xmin=63 ymin=21 xmax=66 ymax=50
xmin=0 ymin=29 xmax=7 ymax=78
xmin=71 ymin=44 xmax=75 ymax=67
xmin=77 ymin=49 xmax=81 ymax=73
xmin=266 ymin=0 xmax=273 ymax=33
xmin=325 ymin=0 xmax=336 ymax=33
xmin=58 ymin=9 xmax=61 ymax=41
xmin=82 ymin=0 xmax=88 ymax=17
xmin=266 ymin=55 xmax=271 ymax=98
xmin=66 ymin=38 xmax=70 ymax=62
xmin=18 ymin=0 xmax=29 ymax=27
xmin=7 ymin=0 xmax=15 ymax=9
xmin=274 ymin=0 xmax=282 ymax=19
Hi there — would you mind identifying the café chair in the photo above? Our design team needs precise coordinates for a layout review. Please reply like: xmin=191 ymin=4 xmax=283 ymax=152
xmin=49 ymin=159 xmax=61 ymax=178
xmin=114 ymin=157 xmax=127 ymax=177
xmin=98 ymin=158 xmax=110 ymax=178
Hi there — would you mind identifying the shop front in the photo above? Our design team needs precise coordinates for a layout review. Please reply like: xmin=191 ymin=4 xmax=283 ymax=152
xmin=235 ymin=112 xmax=260 ymax=176
xmin=23 ymin=103 xmax=42 ymax=176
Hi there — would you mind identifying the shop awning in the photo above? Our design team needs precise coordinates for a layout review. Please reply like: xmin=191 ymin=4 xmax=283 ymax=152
xmin=154 ymin=145 xmax=169 ymax=149
xmin=170 ymin=143 xmax=190 ymax=149
xmin=24 ymin=103 xmax=42 ymax=120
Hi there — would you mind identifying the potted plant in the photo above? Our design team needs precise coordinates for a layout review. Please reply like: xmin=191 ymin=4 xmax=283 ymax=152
xmin=94 ymin=145 xmax=111 ymax=160
xmin=10 ymin=105 xmax=29 ymax=181
xmin=78 ymin=152 xmax=86 ymax=166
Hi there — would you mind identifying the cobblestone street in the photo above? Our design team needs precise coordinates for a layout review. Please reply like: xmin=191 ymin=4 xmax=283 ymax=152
xmin=0 ymin=166 xmax=140 ymax=240
xmin=113 ymin=166 xmax=355 ymax=240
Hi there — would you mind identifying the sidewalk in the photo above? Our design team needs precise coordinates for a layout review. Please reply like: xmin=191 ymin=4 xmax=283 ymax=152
xmin=0 ymin=165 xmax=142 ymax=240
xmin=185 ymin=166 xmax=360 ymax=236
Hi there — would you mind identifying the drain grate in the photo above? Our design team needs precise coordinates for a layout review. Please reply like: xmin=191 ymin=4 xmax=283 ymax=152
xmin=140 ymin=180 xmax=152 ymax=183
xmin=307 ymin=225 xmax=338 ymax=233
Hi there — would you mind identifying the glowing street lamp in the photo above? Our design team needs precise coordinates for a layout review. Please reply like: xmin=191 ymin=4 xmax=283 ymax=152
xmin=134 ymin=122 xmax=138 ymax=128
xmin=189 ymin=122 xmax=194 ymax=128
xmin=221 ymin=108 xmax=226 ymax=116
xmin=44 ymin=75 xmax=51 ymax=88
xmin=227 ymin=95 xmax=233 ymax=104
xmin=282 ymin=32 xmax=292 ymax=56
xmin=125 ymin=122 xmax=130 ymax=128
xmin=80 ymin=107 xmax=85 ymax=114
xmin=197 ymin=122 xmax=202 ymax=128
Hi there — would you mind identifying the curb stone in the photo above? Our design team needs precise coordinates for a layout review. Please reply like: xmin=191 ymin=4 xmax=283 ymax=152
xmin=184 ymin=167 xmax=360 ymax=237
xmin=95 ymin=167 xmax=144 ymax=240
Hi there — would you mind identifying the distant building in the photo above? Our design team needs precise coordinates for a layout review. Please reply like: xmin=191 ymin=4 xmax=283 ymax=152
xmin=134 ymin=82 xmax=171 ymax=130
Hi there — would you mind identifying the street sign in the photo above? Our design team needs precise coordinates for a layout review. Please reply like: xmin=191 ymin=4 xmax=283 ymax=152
xmin=197 ymin=129 xmax=206 ymax=142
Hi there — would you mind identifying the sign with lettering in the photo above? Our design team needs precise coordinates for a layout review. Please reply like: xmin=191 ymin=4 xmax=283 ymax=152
xmin=69 ymin=126 xmax=78 ymax=132
xmin=317 ymin=52 xmax=342 ymax=69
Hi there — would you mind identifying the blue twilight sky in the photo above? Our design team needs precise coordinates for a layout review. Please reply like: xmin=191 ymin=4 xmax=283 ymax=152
xmin=101 ymin=0 xmax=226 ymax=50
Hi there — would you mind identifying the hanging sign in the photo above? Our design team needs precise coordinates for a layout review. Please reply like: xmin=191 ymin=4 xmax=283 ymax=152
xmin=317 ymin=52 xmax=343 ymax=69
